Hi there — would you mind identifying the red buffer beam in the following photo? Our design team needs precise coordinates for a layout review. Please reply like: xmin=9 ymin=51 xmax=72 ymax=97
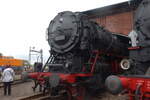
xmin=105 ymin=75 xmax=150 ymax=100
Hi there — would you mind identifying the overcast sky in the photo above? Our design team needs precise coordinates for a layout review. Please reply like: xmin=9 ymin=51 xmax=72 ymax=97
xmin=0 ymin=0 xmax=128 ymax=63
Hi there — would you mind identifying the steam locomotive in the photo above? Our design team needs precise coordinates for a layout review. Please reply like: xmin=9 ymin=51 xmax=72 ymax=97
xmin=24 ymin=11 xmax=130 ymax=100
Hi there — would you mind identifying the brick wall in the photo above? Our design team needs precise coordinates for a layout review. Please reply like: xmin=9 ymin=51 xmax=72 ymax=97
xmin=91 ymin=11 xmax=134 ymax=35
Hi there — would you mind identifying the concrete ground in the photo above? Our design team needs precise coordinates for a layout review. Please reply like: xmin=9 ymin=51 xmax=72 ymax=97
xmin=0 ymin=81 xmax=128 ymax=100
xmin=0 ymin=81 xmax=39 ymax=100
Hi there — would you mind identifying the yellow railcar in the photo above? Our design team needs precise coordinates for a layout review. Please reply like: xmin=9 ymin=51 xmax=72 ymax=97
xmin=0 ymin=56 xmax=25 ymax=74
xmin=0 ymin=58 xmax=24 ymax=67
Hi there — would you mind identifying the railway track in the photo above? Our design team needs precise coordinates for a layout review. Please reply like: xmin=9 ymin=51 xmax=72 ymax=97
xmin=16 ymin=91 xmax=128 ymax=100
xmin=17 ymin=93 xmax=62 ymax=100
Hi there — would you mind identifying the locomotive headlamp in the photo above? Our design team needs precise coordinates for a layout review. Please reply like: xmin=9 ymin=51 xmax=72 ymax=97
xmin=120 ymin=59 xmax=130 ymax=70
